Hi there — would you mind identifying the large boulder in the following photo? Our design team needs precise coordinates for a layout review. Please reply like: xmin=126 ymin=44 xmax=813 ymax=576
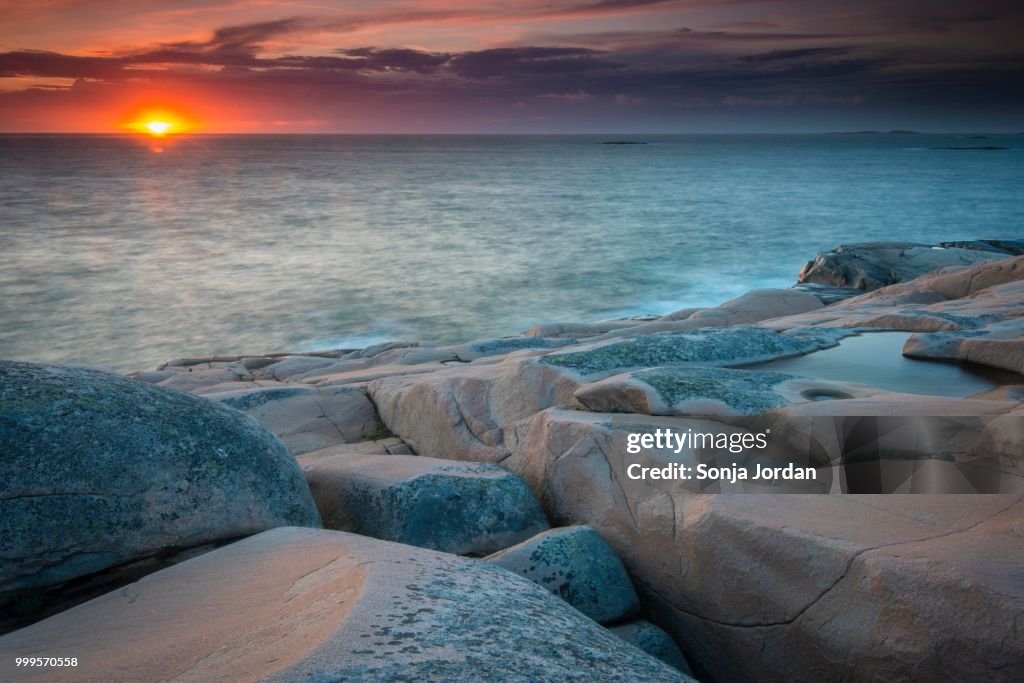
xmin=205 ymin=384 xmax=380 ymax=455
xmin=303 ymin=454 xmax=549 ymax=555
xmin=797 ymin=241 xmax=1021 ymax=291
xmin=0 ymin=361 xmax=321 ymax=601
xmin=503 ymin=407 xmax=1024 ymax=682
xmin=485 ymin=525 xmax=640 ymax=624
xmin=0 ymin=527 xmax=691 ymax=682
xmin=369 ymin=355 xmax=580 ymax=462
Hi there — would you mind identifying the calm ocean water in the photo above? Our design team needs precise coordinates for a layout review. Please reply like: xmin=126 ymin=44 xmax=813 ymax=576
xmin=1 ymin=134 xmax=1021 ymax=371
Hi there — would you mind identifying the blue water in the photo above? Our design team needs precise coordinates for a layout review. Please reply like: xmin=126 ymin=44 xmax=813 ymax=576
xmin=1 ymin=134 xmax=1022 ymax=371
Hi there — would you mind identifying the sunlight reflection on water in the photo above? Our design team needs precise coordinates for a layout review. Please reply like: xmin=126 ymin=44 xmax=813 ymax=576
xmin=1 ymin=134 xmax=1021 ymax=370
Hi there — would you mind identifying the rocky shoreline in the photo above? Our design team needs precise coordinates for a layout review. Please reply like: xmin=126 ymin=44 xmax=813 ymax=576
xmin=2 ymin=241 xmax=1023 ymax=682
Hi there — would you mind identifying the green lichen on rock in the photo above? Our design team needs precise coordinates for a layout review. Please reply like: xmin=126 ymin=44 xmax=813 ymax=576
xmin=610 ymin=620 xmax=692 ymax=674
xmin=484 ymin=525 xmax=638 ymax=624
xmin=0 ymin=360 xmax=321 ymax=598
xmin=305 ymin=455 xmax=549 ymax=556
xmin=216 ymin=386 xmax=312 ymax=411
xmin=542 ymin=327 xmax=830 ymax=375
xmin=635 ymin=366 xmax=799 ymax=414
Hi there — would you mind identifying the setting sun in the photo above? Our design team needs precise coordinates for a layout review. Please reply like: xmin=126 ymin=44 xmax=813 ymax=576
xmin=144 ymin=120 xmax=172 ymax=136
xmin=121 ymin=106 xmax=196 ymax=137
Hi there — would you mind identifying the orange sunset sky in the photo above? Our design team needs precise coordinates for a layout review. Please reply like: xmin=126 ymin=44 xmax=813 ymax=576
xmin=1 ymin=1 xmax=1022 ymax=133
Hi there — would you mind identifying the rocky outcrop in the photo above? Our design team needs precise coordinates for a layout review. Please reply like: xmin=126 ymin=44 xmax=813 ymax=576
xmin=797 ymin=241 xmax=1023 ymax=291
xmin=85 ymin=241 xmax=1024 ymax=682
xmin=764 ymin=255 xmax=1024 ymax=334
xmin=484 ymin=525 xmax=639 ymax=624
xmin=504 ymin=408 xmax=1024 ymax=682
xmin=0 ymin=361 xmax=321 ymax=601
xmin=302 ymin=454 xmax=549 ymax=555
xmin=0 ymin=527 xmax=691 ymax=682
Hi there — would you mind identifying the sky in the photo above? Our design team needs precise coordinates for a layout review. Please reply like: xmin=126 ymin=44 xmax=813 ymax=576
xmin=1 ymin=0 xmax=1022 ymax=133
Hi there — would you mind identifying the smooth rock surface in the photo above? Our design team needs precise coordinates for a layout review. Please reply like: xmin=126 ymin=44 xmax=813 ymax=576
xmin=503 ymin=407 xmax=1024 ymax=682
xmin=303 ymin=454 xmax=549 ymax=555
xmin=0 ymin=361 xmax=321 ymax=599
xmin=205 ymin=384 xmax=380 ymax=455
xmin=0 ymin=527 xmax=691 ymax=683
xmin=369 ymin=356 xmax=581 ymax=463
xmin=485 ymin=525 xmax=639 ymax=624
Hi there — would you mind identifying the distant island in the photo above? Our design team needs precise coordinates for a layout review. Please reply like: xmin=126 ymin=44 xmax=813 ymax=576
xmin=827 ymin=130 xmax=922 ymax=135
xmin=931 ymin=146 xmax=1008 ymax=151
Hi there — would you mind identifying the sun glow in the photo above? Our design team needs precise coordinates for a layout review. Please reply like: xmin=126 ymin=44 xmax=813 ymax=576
xmin=143 ymin=120 xmax=172 ymax=136
xmin=123 ymin=106 xmax=196 ymax=137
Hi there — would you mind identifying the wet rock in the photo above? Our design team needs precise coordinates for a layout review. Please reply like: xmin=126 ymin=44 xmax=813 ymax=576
xmin=484 ymin=525 xmax=639 ymax=624
xmin=0 ymin=361 xmax=321 ymax=600
xmin=302 ymin=454 xmax=549 ymax=555
xmin=609 ymin=620 xmax=692 ymax=674
xmin=0 ymin=527 xmax=691 ymax=683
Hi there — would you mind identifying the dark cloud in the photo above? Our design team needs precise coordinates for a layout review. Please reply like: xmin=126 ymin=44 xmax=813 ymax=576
xmin=447 ymin=47 xmax=621 ymax=79
xmin=166 ymin=17 xmax=306 ymax=54
xmin=740 ymin=47 xmax=852 ymax=63
xmin=336 ymin=48 xmax=451 ymax=74
xmin=0 ymin=50 xmax=128 ymax=80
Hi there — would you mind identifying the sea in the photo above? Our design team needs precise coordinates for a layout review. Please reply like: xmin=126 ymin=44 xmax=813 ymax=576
xmin=1 ymin=133 xmax=1021 ymax=372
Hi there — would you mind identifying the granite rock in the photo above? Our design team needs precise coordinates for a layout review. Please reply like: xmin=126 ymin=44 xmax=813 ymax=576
xmin=0 ymin=361 xmax=320 ymax=600
xmin=302 ymin=454 xmax=549 ymax=555
xmin=485 ymin=525 xmax=640 ymax=624
xmin=0 ymin=527 xmax=691 ymax=683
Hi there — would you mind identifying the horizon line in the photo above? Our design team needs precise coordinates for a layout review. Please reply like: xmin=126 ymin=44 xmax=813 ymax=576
xmin=2 ymin=130 xmax=1020 ymax=136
